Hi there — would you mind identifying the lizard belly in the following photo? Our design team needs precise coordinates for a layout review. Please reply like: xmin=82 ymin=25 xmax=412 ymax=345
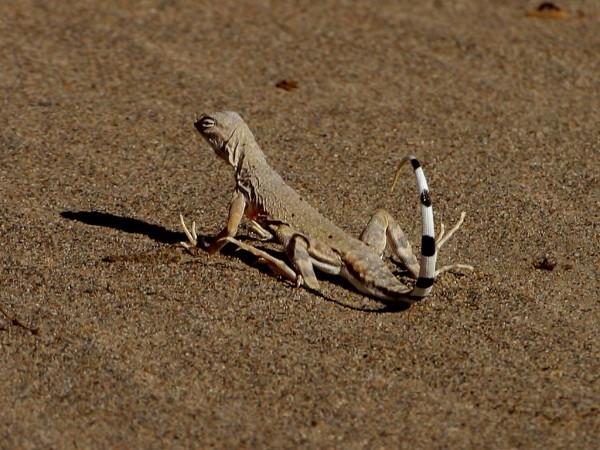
xmin=306 ymin=239 xmax=343 ymax=275
xmin=245 ymin=202 xmax=260 ymax=221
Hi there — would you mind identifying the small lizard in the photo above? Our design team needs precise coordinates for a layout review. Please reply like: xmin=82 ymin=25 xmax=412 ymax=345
xmin=180 ymin=111 xmax=472 ymax=304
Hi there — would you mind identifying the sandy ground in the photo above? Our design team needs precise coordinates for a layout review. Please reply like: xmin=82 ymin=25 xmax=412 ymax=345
xmin=1 ymin=0 xmax=598 ymax=448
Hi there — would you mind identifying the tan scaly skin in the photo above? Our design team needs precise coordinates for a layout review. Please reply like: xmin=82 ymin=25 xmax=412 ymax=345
xmin=180 ymin=111 xmax=472 ymax=304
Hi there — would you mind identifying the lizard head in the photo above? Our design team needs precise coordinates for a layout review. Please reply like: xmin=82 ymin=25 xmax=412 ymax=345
xmin=194 ymin=111 xmax=248 ymax=167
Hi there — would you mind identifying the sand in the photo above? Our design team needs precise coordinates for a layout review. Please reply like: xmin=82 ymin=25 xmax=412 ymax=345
xmin=1 ymin=1 xmax=598 ymax=448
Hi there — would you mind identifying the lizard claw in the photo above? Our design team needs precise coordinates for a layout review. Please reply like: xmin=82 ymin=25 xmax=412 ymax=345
xmin=435 ymin=263 xmax=474 ymax=277
xmin=437 ymin=222 xmax=446 ymax=245
xmin=436 ymin=211 xmax=466 ymax=250
xmin=179 ymin=213 xmax=198 ymax=249
xmin=434 ymin=212 xmax=473 ymax=276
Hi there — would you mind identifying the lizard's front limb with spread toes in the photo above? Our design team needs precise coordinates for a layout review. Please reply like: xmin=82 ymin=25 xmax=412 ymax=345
xmin=179 ymin=190 xmax=246 ymax=254
xmin=180 ymin=213 xmax=302 ymax=284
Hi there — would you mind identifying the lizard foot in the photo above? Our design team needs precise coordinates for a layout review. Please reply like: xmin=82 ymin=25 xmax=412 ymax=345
xmin=437 ymin=211 xmax=466 ymax=250
xmin=248 ymin=220 xmax=274 ymax=242
xmin=224 ymin=237 xmax=299 ymax=284
xmin=179 ymin=213 xmax=198 ymax=250
xmin=435 ymin=263 xmax=474 ymax=276
xmin=435 ymin=212 xmax=474 ymax=276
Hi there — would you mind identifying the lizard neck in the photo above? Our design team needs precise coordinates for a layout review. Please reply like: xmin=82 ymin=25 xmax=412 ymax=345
xmin=235 ymin=141 xmax=269 ymax=179
xmin=234 ymin=141 xmax=274 ymax=205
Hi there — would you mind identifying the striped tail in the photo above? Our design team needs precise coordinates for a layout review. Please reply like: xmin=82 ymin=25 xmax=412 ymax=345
xmin=391 ymin=155 xmax=437 ymax=299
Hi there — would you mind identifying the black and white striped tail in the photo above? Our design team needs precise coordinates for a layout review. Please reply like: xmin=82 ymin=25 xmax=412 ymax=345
xmin=392 ymin=155 xmax=437 ymax=299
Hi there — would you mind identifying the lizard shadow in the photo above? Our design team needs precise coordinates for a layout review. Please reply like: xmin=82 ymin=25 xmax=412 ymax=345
xmin=61 ymin=211 xmax=187 ymax=244
xmin=59 ymin=210 xmax=263 ymax=267
xmin=60 ymin=210 xmax=410 ymax=313
xmin=303 ymin=277 xmax=411 ymax=313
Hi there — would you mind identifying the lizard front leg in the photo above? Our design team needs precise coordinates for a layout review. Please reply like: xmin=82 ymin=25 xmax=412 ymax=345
xmin=180 ymin=190 xmax=246 ymax=254
xmin=205 ymin=190 xmax=246 ymax=254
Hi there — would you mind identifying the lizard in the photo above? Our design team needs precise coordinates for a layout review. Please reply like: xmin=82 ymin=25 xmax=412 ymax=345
xmin=179 ymin=111 xmax=472 ymax=304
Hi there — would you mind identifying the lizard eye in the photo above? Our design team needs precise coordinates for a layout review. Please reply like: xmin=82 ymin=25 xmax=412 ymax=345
xmin=196 ymin=116 xmax=216 ymax=131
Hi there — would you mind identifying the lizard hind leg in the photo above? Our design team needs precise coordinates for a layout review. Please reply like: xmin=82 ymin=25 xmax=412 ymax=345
xmin=248 ymin=220 xmax=274 ymax=241
xmin=286 ymin=234 xmax=321 ymax=291
xmin=221 ymin=236 xmax=300 ymax=285
xmin=360 ymin=208 xmax=420 ymax=279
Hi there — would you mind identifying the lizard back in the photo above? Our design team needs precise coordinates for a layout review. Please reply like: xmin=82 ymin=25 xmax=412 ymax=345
xmin=236 ymin=148 xmax=366 ymax=254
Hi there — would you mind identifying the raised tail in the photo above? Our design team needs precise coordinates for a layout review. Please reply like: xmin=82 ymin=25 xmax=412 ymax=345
xmin=391 ymin=155 xmax=437 ymax=299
